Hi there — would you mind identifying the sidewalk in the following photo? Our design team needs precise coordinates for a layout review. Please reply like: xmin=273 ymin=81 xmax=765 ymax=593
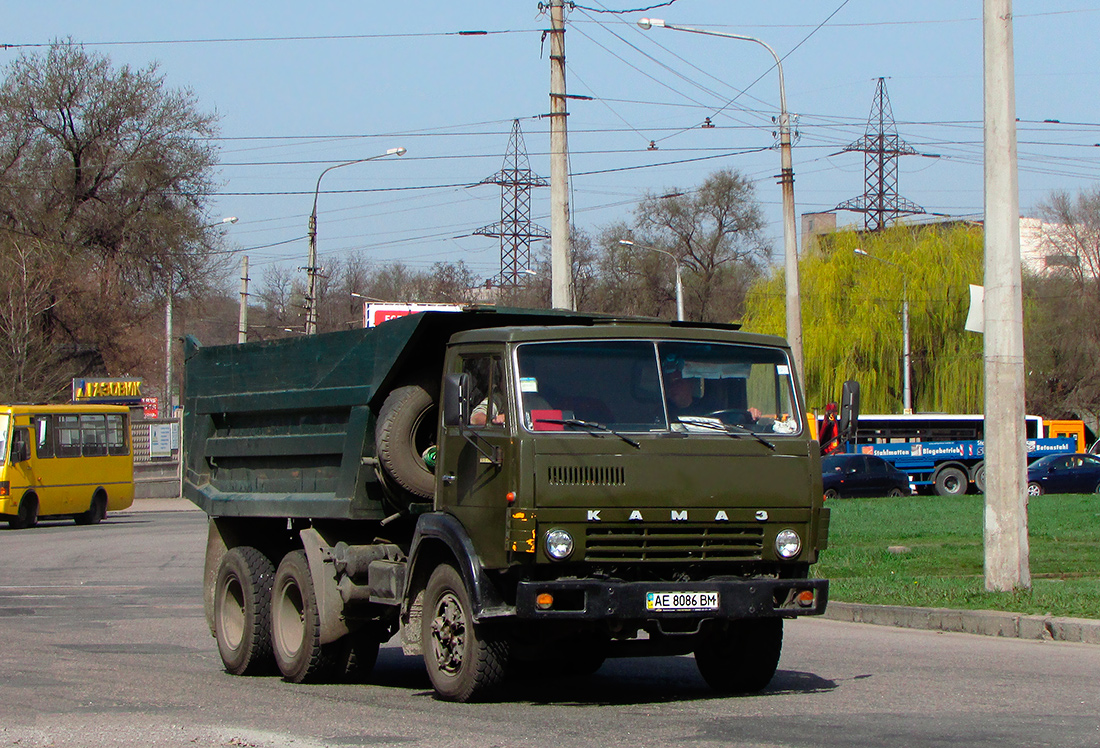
xmin=121 ymin=497 xmax=199 ymax=513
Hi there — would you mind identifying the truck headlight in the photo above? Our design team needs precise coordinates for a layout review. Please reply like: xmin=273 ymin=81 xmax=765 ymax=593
xmin=775 ymin=529 xmax=802 ymax=559
xmin=545 ymin=529 xmax=574 ymax=560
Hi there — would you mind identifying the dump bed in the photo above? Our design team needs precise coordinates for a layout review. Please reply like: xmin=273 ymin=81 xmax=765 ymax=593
xmin=182 ymin=307 xmax=692 ymax=520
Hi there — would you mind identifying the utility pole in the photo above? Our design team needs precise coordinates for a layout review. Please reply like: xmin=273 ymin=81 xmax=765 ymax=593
xmin=306 ymin=212 xmax=319 ymax=335
xmin=548 ymin=0 xmax=575 ymax=310
xmin=238 ymin=255 xmax=249 ymax=344
xmin=164 ymin=294 xmax=173 ymax=415
xmin=983 ymin=0 xmax=1029 ymax=592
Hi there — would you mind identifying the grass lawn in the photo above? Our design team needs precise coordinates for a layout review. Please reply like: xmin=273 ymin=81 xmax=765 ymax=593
xmin=816 ymin=492 xmax=1100 ymax=619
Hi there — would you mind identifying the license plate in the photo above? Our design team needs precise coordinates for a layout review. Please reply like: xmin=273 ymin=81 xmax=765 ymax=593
xmin=645 ymin=590 xmax=719 ymax=611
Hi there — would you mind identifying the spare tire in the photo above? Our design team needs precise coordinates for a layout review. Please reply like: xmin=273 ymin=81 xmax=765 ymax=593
xmin=376 ymin=385 xmax=437 ymax=500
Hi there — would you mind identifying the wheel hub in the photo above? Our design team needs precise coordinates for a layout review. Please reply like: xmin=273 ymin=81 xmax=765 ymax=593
xmin=429 ymin=592 xmax=466 ymax=675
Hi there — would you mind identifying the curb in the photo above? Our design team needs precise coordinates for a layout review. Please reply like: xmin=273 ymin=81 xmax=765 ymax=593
xmin=823 ymin=601 xmax=1100 ymax=646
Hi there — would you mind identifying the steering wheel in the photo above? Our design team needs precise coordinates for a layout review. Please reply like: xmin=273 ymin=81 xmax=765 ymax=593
xmin=705 ymin=409 xmax=754 ymax=427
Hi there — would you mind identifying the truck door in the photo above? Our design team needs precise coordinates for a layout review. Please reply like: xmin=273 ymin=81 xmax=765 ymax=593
xmin=437 ymin=350 xmax=514 ymax=568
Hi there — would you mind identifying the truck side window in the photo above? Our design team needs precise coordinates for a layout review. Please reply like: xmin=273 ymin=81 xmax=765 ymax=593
xmin=464 ymin=355 xmax=506 ymax=428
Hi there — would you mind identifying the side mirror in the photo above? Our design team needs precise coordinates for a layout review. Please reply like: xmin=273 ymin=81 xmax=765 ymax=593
xmin=443 ymin=373 xmax=470 ymax=428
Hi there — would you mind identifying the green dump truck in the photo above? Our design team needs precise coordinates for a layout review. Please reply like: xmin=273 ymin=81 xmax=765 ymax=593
xmin=183 ymin=307 xmax=829 ymax=702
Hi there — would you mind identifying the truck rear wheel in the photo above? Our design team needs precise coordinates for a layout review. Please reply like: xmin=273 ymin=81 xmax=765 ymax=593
xmin=376 ymin=385 xmax=437 ymax=500
xmin=271 ymin=550 xmax=337 ymax=683
xmin=694 ymin=618 xmax=783 ymax=694
xmin=934 ymin=466 xmax=968 ymax=496
xmin=214 ymin=546 xmax=275 ymax=675
xmin=422 ymin=564 xmax=508 ymax=702
xmin=973 ymin=463 xmax=987 ymax=493
xmin=334 ymin=630 xmax=382 ymax=682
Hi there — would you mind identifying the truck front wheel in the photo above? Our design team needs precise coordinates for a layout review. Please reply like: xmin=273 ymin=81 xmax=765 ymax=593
xmin=271 ymin=550 xmax=336 ymax=683
xmin=694 ymin=618 xmax=783 ymax=694
xmin=422 ymin=564 xmax=509 ymax=702
xmin=214 ymin=546 xmax=275 ymax=675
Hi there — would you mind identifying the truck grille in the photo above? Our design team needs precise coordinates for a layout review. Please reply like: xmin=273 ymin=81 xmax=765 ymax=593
xmin=585 ymin=524 xmax=764 ymax=562
xmin=548 ymin=465 xmax=626 ymax=487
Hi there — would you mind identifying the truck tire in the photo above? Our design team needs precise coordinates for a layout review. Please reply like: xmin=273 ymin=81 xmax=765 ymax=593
xmin=8 ymin=495 xmax=38 ymax=529
xmin=376 ymin=385 xmax=437 ymax=500
xmin=271 ymin=550 xmax=337 ymax=683
xmin=214 ymin=546 xmax=275 ymax=675
xmin=335 ymin=630 xmax=382 ymax=682
xmin=973 ymin=463 xmax=987 ymax=494
xmin=422 ymin=564 xmax=509 ymax=702
xmin=933 ymin=466 xmax=968 ymax=496
xmin=694 ymin=618 xmax=782 ymax=694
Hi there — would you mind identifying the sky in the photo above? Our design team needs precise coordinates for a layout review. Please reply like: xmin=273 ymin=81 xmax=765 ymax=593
xmin=6 ymin=1 xmax=1100 ymax=286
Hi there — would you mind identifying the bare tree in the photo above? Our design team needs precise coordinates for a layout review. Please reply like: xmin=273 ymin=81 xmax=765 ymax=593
xmin=1026 ymin=188 xmax=1100 ymax=432
xmin=0 ymin=42 xmax=221 ymax=399
xmin=634 ymin=170 xmax=769 ymax=322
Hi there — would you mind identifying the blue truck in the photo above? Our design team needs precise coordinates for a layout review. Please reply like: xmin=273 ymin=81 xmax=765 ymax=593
xmin=842 ymin=414 xmax=1077 ymax=496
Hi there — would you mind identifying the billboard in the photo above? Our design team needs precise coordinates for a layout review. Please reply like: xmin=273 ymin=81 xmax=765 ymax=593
xmin=72 ymin=378 xmax=144 ymax=405
xmin=363 ymin=303 xmax=463 ymax=328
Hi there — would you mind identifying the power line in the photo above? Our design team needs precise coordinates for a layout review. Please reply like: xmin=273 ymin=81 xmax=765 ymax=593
xmin=0 ymin=29 xmax=534 ymax=50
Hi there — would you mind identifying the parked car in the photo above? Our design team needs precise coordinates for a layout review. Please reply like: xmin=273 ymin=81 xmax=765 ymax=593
xmin=822 ymin=453 xmax=911 ymax=499
xmin=1026 ymin=453 xmax=1100 ymax=496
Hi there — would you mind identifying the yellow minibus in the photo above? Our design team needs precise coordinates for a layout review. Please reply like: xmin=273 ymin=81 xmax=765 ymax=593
xmin=0 ymin=405 xmax=134 ymax=529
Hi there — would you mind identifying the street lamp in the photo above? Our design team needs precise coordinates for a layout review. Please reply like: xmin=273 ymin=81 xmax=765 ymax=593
xmin=306 ymin=147 xmax=406 ymax=334
xmin=855 ymin=248 xmax=911 ymax=413
xmin=638 ymin=18 xmax=803 ymax=381
xmin=619 ymin=239 xmax=685 ymax=321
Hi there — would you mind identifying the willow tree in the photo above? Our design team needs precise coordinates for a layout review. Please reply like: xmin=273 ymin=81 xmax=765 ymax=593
xmin=741 ymin=224 xmax=984 ymax=413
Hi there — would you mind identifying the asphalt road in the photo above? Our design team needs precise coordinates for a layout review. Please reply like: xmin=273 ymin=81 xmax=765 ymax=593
xmin=1 ymin=506 xmax=1098 ymax=748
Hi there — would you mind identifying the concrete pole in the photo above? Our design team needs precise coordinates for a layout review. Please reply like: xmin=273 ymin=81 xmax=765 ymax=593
xmin=673 ymin=262 xmax=685 ymax=322
xmin=983 ymin=0 xmax=1030 ymax=592
xmin=549 ymin=0 xmax=575 ymax=310
xmin=777 ymin=107 xmax=804 ymax=390
xmin=902 ymin=277 xmax=911 ymax=413
xmin=306 ymin=213 xmax=318 ymax=335
xmin=164 ymin=295 xmax=173 ymax=416
xmin=238 ymin=255 xmax=249 ymax=344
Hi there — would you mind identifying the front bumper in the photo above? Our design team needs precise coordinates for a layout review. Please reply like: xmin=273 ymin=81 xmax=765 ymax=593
xmin=515 ymin=577 xmax=828 ymax=619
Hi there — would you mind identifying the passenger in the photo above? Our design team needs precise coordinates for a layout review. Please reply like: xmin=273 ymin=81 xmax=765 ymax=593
xmin=470 ymin=395 xmax=505 ymax=426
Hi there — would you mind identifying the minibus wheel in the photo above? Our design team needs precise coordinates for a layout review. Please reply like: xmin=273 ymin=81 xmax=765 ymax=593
xmin=74 ymin=492 xmax=107 ymax=525
xmin=8 ymin=495 xmax=38 ymax=529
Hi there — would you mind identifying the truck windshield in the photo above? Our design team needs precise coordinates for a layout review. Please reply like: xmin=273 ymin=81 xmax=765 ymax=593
xmin=515 ymin=340 xmax=800 ymax=435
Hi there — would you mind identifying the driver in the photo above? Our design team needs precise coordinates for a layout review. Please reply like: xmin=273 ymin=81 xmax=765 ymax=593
xmin=666 ymin=377 xmax=704 ymax=417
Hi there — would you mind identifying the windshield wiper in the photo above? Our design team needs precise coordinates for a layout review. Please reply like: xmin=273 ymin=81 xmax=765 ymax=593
xmin=533 ymin=418 xmax=641 ymax=449
xmin=675 ymin=416 xmax=776 ymax=451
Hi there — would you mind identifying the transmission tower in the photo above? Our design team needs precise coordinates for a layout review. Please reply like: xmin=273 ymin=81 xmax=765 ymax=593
xmin=474 ymin=119 xmax=549 ymax=289
xmin=835 ymin=78 xmax=924 ymax=231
